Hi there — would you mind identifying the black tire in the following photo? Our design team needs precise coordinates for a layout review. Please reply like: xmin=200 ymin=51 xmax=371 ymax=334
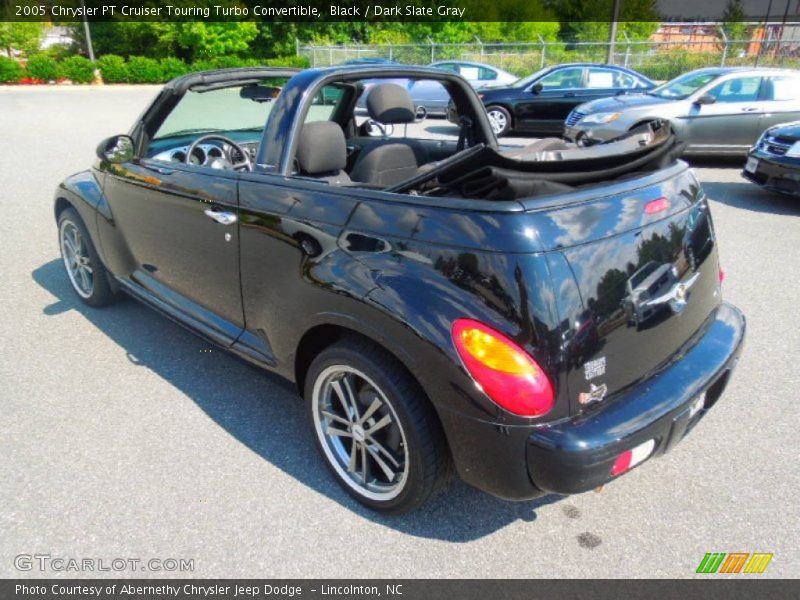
xmin=57 ymin=207 xmax=116 ymax=307
xmin=486 ymin=105 xmax=512 ymax=137
xmin=304 ymin=337 xmax=451 ymax=514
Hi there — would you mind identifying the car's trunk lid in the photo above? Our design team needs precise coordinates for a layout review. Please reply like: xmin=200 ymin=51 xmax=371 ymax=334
xmin=530 ymin=166 xmax=721 ymax=416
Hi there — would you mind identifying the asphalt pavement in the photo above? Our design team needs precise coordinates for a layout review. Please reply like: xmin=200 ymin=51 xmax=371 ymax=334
xmin=1 ymin=86 xmax=798 ymax=579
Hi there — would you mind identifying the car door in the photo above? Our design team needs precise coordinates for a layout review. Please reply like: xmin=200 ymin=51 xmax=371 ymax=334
xmin=758 ymin=73 xmax=800 ymax=133
xmin=103 ymin=157 xmax=244 ymax=343
xmin=516 ymin=66 xmax=586 ymax=132
xmin=682 ymin=75 xmax=764 ymax=151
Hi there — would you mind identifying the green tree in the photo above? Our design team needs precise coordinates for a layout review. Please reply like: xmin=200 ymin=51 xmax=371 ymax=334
xmin=721 ymin=0 xmax=748 ymax=56
xmin=0 ymin=22 xmax=43 ymax=56
xmin=549 ymin=0 xmax=661 ymax=41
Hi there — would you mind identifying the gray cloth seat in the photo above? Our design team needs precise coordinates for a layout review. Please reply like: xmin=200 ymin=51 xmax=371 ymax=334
xmin=350 ymin=83 xmax=429 ymax=186
xmin=295 ymin=121 xmax=352 ymax=185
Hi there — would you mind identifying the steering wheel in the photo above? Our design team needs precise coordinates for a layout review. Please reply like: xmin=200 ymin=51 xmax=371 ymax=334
xmin=186 ymin=134 xmax=252 ymax=172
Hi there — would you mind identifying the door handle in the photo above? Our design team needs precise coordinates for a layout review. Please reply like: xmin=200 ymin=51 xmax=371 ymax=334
xmin=741 ymin=107 xmax=758 ymax=112
xmin=204 ymin=208 xmax=237 ymax=225
xmin=564 ymin=92 xmax=576 ymax=97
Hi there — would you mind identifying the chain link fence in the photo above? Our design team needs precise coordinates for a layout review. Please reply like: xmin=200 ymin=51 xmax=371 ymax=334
xmin=297 ymin=27 xmax=800 ymax=82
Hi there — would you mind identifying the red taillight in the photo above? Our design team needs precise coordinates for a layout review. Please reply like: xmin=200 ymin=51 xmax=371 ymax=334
xmin=451 ymin=318 xmax=554 ymax=417
xmin=610 ymin=451 xmax=632 ymax=477
xmin=644 ymin=197 xmax=670 ymax=215
xmin=719 ymin=267 xmax=726 ymax=283
xmin=610 ymin=439 xmax=655 ymax=477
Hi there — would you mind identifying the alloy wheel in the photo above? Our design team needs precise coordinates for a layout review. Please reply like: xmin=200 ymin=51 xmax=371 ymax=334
xmin=487 ymin=109 xmax=508 ymax=135
xmin=312 ymin=365 xmax=409 ymax=501
xmin=60 ymin=219 xmax=94 ymax=299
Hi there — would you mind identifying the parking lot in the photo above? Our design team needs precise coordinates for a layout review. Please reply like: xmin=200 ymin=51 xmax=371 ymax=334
xmin=1 ymin=85 xmax=798 ymax=578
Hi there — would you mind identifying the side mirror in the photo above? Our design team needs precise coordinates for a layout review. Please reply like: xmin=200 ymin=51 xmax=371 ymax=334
xmin=531 ymin=83 xmax=543 ymax=95
xmin=694 ymin=94 xmax=716 ymax=106
xmin=97 ymin=135 xmax=134 ymax=163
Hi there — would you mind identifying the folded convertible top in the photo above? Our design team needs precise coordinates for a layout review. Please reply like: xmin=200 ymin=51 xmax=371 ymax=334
xmin=395 ymin=120 xmax=685 ymax=201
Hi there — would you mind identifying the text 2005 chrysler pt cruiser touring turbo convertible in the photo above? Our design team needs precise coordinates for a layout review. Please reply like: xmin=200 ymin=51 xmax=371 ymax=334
xmin=54 ymin=65 xmax=745 ymax=513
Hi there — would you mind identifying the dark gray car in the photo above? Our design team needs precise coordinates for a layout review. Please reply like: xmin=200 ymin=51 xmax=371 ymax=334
xmin=564 ymin=67 xmax=800 ymax=154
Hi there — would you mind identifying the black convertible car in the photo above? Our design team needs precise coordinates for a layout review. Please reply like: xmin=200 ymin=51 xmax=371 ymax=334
xmin=55 ymin=65 xmax=744 ymax=513
xmin=449 ymin=62 xmax=655 ymax=136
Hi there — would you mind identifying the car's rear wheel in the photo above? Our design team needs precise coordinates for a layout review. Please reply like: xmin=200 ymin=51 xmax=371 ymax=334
xmin=305 ymin=338 xmax=450 ymax=514
xmin=58 ymin=208 xmax=116 ymax=307
xmin=486 ymin=105 xmax=512 ymax=136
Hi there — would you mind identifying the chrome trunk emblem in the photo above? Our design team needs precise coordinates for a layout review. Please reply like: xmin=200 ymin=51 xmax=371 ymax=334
xmin=645 ymin=271 xmax=700 ymax=314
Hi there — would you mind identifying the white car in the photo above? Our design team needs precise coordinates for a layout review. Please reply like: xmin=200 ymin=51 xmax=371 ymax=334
xmin=430 ymin=60 xmax=518 ymax=88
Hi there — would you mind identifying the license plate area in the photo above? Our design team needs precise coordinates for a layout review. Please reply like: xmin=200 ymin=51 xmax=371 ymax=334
xmin=745 ymin=157 xmax=759 ymax=173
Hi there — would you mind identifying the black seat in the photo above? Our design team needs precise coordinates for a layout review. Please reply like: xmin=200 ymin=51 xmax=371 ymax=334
xmin=350 ymin=83 xmax=429 ymax=186
xmin=295 ymin=121 xmax=351 ymax=185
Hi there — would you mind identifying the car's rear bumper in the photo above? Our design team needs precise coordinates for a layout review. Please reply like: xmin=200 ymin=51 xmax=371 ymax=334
xmin=742 ymin=151 xmax=800 ymax=197
xmin=442 ymin=302 xmax=745 ymax=500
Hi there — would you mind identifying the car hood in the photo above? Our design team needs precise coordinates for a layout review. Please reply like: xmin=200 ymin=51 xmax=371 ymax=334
xmin=579 ymin=93 xmax=673 ymax=114
xmin=767 ymin=121 xmax=800 ymax=141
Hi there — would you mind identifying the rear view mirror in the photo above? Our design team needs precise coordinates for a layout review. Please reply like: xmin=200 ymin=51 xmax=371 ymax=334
xmin=240 ymin=84 xmax=281 ymax=103
xmin=96 ymin=135 xmax=134 ymax=164
xmin=695 ymin=94 xmax=716 ymax=105
xmin=531 ymin=83 xmax=544 ymax=95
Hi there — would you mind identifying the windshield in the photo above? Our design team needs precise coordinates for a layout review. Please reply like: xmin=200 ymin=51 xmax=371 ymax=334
xmin=630 ymin=262 xmax=660 ymax=288
xmin=155 ymin=84 xmax=278 ymax=139
xmin=513 ymin=67 xmax=551 ymax=89
xmin=648 ymin=71 xmax=720 ymax=100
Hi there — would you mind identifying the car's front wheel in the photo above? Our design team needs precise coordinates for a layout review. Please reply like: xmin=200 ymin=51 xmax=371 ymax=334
xmin=58 ymin=208 xmax=116 ymax=307
xmin=486 ymin=105 xmax=512 ymax=136
xmin=305 ymin=338 xmax=451 ymax=514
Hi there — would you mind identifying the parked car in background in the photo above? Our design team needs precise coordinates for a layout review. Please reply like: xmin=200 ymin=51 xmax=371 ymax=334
xmin=742 ymin=120 xmax=800 ymax=196
xmin=430 ymin=60 xmax=518 ymax=88
xmin=356 ymin=61 xmax=518 ymax=116
xmin=449 ymin=63 xmax=655 ymax=136
xmin=565 ymin=67 xmax=800 ymax=154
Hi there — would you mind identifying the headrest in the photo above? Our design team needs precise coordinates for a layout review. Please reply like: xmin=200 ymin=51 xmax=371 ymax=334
xmin=296 ymin=121 xmax=347 ymax=175
xmin=366 ymin=83 xmax=415 ymax=124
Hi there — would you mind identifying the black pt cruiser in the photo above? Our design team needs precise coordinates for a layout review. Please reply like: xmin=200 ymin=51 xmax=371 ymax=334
xmin=54 ymin=65 xmax=745 ymax=513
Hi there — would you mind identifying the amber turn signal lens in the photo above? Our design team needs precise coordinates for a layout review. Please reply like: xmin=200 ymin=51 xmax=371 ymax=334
xmin=452 ymin=319 xmax=554 ymax=417
xmin=458 ymin=328 xmax=538 ymax=375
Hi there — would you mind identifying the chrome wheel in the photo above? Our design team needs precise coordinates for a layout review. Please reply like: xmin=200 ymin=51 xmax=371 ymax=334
xmin=60 ymin=219 xmax=93 ymax=299
xmin=312 ymin=365 xmax=409 ymax=501
xmin=487 ymin=108 xmax=508 ymax=135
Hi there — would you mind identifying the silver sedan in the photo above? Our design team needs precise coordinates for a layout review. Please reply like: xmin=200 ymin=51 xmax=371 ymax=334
xmin=564 ymin=67 xmax=800 ymax=154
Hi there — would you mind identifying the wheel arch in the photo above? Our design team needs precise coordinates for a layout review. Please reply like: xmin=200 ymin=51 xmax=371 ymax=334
xmin=294 ymin=322 xmax=426 ymax=403
xmin=54 ymin=196 xmax=74 ymax=222
xmin=630 ymin=117 xmax=678 ymax=137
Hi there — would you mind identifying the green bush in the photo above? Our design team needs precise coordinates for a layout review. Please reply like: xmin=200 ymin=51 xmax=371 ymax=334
xmin=633 ymin=50 xmax=718 ymax=82
xmin=126 ymin=56 xmax=163 ymax=83
xmin=265 ymin=55 xmax=311 ymax=68
xmin=26 ymin=54 xmax=59 ymax=81
xmin=97 ymin=55 xmax=128 ymax=83
xmin=0 ymin=56 xmax=24 ymax=83
xmin=159 ymin=57 xmax=189 ymax=81
xmin=60 ymin=55 xmax=95 ymax=84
